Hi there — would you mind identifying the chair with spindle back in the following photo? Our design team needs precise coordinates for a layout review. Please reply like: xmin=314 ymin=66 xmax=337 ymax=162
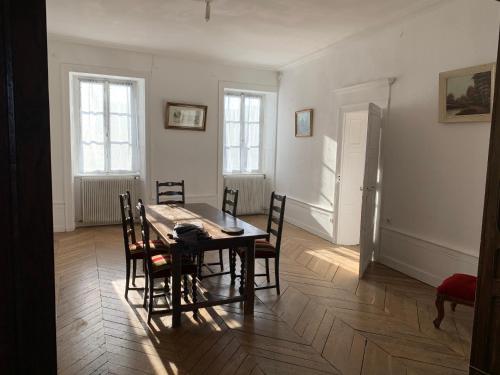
xmin=156 ymin=180 xmax=185 ymax=205
xmin=137 ymin=199 xmax=198 ymax=324
xmin=230 ymin=192 xmax=286 ymax=294
xmin=198 ymin=187 xmax=239 ymax=278
xmin=119 ymin=191 xmax=168 ymax=299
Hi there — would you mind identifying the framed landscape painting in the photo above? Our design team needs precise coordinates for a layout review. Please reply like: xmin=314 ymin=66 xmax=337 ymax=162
xmin=165 ymin=102 xmax=207 ymax=131
xmin=439 ymin=63 xmax=495 ymax=123
xmin=295 ymin=109 xmax=313 ymax=137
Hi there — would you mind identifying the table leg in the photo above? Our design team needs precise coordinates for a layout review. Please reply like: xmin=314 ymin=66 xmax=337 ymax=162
xmin=172 ymin=251 xmax=182 ymax=327
xmin=244 ymin=240 xmax=255 ymax=315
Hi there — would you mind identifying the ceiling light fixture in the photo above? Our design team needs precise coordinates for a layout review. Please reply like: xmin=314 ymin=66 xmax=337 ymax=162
xmin=205 ymin=0 xmax=211 ymax=22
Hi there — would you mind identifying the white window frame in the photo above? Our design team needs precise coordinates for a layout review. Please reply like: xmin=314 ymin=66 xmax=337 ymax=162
xmin=73 ymin=75 xmax=140 ymax=176
xmin=223 ymin=91 xmax=264 ymax=174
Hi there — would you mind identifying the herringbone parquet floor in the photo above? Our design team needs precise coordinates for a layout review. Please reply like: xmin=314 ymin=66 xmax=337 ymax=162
xmin=54 ymin=216 xmax=473 ymax=375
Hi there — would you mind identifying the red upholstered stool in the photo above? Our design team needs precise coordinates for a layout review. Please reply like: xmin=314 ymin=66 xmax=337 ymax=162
xmin=433 ymin=273 xmax=476 ymax=329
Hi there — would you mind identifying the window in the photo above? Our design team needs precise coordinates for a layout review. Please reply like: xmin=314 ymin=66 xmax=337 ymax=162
xmin=223 ymin=93 xmax=262 ymax=173
xmin=75 ymin=76 xmax=139 ymax=175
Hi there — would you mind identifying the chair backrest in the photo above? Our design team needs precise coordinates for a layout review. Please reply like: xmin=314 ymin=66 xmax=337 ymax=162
xmin=119 ymin=191 xmax=136 ymax=257
xmin=136 ymin=199 xmax=153 ymax=272
xmin=156 ymin=180 xmax=185 ymax=205
xmin=266 ymin=192 xmax=286 ymax=256
xmin=222 ymin=187 xmax=239 ymax=216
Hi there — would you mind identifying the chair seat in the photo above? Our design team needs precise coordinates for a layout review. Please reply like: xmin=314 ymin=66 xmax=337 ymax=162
xmin=129 ymin=240 xmax=167 ymax=255
xmin=437 ymin=273 xmax=477 ymax=302
xmin=150 ymin=253 xmax=197 ymax=276
xmin=237 ymin=239 xmax=276 ymax=259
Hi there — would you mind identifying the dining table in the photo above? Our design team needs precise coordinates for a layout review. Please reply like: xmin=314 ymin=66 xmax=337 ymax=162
xmin=145 ymin=203 xmax=269 ymax=327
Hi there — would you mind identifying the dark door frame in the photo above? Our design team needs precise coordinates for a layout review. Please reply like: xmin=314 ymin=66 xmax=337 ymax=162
xmin=470 ymin=29 xmax=500 ymax=375
xmin=0 ymin=0 xmax=57 ymax=373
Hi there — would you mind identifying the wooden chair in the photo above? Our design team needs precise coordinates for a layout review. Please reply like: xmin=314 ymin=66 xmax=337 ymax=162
xmin=230 ymin=192 xmax=286 ymax=294
xmin=198 ymin=187 xmax=239 ymax=278
xmin=119 ymin=191 xmax=168 ymax=300
xmin=137 ymin=199 xmax=198 ymax=324
xmin=156 ymin=180 xmax=185 ymax=205
xmin=433 ymin=273 xmax=476 ymax=329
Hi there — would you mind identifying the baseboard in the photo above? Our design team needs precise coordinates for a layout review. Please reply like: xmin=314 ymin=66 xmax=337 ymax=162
xmin=379 ymin=226 xmax=479 ymax=287
xmin=53 ymin=201 xmax=66 ymax=232
xmin=284 ymin=197 xmax=334 ymax=242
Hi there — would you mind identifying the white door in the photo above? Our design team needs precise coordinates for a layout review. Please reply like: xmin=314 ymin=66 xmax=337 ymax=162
xmin=336 ymin=110 xmax=368 ymax=245
xmin=359 ymin=103 xmax=383 ymax=278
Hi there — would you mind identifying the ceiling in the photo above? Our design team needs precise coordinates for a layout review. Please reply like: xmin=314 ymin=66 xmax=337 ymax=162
xmin=46 ymin=0 xmax=441 ymax=69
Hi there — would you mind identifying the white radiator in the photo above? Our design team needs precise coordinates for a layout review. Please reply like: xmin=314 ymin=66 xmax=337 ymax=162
xmin=224 ymin=174 xmax=265 ymax=215
xmin=81 ymin=176 xmax=139 ymax=225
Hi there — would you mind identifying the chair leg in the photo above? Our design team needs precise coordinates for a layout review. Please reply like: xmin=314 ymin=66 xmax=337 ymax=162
xmin=275 ymin=258 xmax=280 ymax=295
xmin=433 ymin=294 xmax=445 ymax=329
xmin=198 ymin=251 xmax=204 ymax=280
xmin=219 ymin=249 xmax=224 ymax=271
xmin=451 ymin=302 xmax=457 ymax=312
xmin=265 ymin=259 xmax=270 ymax=283
xmin=164 ymin=277 xmax=170 ymax=293
xmin=143 ymin=271 xmax=149 ymax=308
xmin=192 ymin=274 xmax=198 ymax=316
xmin=230 ymin=249 xmax=236 ymax=285
xmin=183 ymin=274 xmax=189 ymax=303
xmin=239 ymin=253 xmax=246 ymax=294
xmin=125 ymin=259 xmax=131 ymax=300
xmin=132 ymin=259 xmax=137 ymax=286
xmin=148 ymin=276 xmax=154 ymax=324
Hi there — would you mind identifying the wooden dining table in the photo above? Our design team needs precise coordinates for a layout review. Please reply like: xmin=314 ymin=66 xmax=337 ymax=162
xmin=145 ymin=203 xmax=269 ymax=327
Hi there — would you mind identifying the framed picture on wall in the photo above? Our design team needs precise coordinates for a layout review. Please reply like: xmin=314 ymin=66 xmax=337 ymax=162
xmin=439 ymin=63 xmax=495 ymax=123
xmin=165 ymin=102 xmax=207 ymax=131
xmin=295 ymin=108 xmax=313 ymax=137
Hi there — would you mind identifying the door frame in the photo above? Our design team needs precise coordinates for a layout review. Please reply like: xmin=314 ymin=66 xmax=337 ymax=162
xmin=333 ymin=100 xmax=386 ymax=246
xmin=1 ymin=0 xmax=57 ymax=372
xmin=335 ymin=103 xmax=370 ymax=245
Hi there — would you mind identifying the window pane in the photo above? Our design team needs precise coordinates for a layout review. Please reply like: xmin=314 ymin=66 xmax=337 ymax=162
xmin=81 ymin=112 xmax=104 ymax=143
xmin=225 ymin=121 xmax=240 ymax=147
xmin=82 ymin=143 xmax=105 ymax=172
xmin=80 ymin=81 xmax=104 ymax=113
xmin=246 ymin=122 xmax=260 ymax=147
xmin=224 ymin=147 xmax=240 ymax=172
xmin=245 ymin=97 xmax=260 ymax=122
xmin=247 ymin=147 xmax=260 ymax=172
xmin=110 ymin=144 xmax=132 ymax=171
xmin=110 ymin=114 xmax=131 ymax=143
xmin=224 ymin=95 xmax=240 ymax=122
xmin=109 ymin=84 xmax=131 ymax=114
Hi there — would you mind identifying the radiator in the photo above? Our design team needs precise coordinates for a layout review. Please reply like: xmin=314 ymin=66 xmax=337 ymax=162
xmin=81 ymin=176 xmax=139 ymax=225
xmin=224 ymin=174 xmax=265 ymax=215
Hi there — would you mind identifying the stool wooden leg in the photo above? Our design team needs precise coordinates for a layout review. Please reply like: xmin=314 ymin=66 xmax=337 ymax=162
xmin=433 ymin=294 xmax=445 ymax=329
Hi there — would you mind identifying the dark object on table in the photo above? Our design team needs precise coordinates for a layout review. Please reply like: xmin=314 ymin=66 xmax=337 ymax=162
xmin=221 ymin=226 xmax=244 ymax=235
xmin=173 ymin=221 xmax=211 ymax=243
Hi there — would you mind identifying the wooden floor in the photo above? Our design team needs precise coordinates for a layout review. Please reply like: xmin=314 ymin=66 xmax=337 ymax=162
xmin=54 ymin=216 xmax=473 ymax=374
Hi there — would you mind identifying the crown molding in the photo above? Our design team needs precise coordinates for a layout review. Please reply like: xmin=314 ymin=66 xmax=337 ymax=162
xmin=47 ymin=33 xmax=279 ymax=72
xmin=278 ymin=0 xmax=454 ymax=72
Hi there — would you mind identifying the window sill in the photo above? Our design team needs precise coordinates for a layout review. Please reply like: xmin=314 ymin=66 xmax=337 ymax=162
xmin=74 ymin=174 xmax=140 ymax=178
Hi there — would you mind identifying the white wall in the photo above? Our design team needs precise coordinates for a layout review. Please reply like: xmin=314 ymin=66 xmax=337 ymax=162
xmin=275 ymin=0 xmax=499 ymax=285
xmin=48 ymin=39 xmax=278 ymax=231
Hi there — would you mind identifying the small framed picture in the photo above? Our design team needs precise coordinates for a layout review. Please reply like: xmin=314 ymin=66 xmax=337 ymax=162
xmin=165 ymin=102 xmax=207 ymax=131
xmin=439 ymin=63 xmax=495 ymax=123
xmin=295 ymin=109 xmax=313 ymax=137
